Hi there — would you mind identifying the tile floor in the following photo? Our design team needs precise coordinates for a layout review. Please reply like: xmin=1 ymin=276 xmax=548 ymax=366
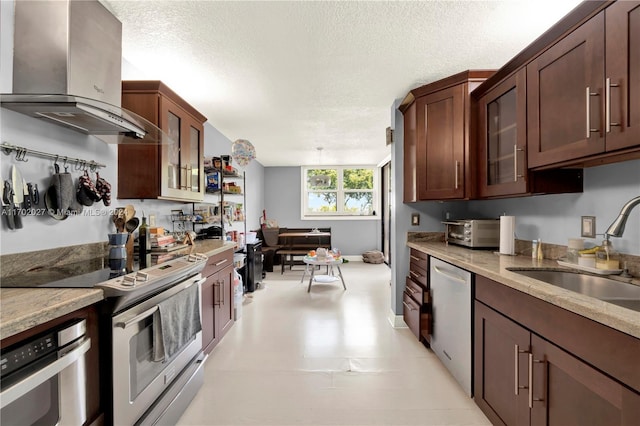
xmin=178 ymin=260 xmax=491 ymax=425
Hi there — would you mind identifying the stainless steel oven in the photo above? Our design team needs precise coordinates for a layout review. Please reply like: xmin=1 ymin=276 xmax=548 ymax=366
xmin=2 ymin=252 xmax=209 ymax=426
xmin=110 ymin=273 xmax=206 ymax=426
xmin=0 ymin=320 xmax=91 ymax=426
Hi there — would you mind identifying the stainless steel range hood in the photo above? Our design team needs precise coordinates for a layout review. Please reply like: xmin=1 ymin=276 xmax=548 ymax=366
xmin=0 ymin=0 xmax=170 ymax=145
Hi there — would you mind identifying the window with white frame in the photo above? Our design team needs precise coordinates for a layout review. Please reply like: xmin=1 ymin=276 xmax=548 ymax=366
xmin=302 ymin=166 xmax=378 ymax=218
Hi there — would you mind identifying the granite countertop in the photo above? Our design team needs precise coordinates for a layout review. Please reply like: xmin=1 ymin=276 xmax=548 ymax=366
xmin=407 ymin=240 xmax=640 ymax=339
xmin=0 ymin=240 xmax=237 ymax=341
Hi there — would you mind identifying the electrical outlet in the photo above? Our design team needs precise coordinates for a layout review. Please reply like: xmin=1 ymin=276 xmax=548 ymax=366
xmin=411 ymin=213 xmax=420 ymax=226
xmin=581 ymin=216 xmax=596 ymax=238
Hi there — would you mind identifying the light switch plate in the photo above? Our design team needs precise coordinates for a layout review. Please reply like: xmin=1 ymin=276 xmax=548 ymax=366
xmin=411 ymin=213 xmax=420 ymax=226
xmin=581 ymin=216 xmax=596 ymax=238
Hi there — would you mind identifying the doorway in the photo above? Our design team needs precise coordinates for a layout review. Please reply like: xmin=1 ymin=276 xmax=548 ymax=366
xmin=381 ymin=161 xmax=391 ymax=265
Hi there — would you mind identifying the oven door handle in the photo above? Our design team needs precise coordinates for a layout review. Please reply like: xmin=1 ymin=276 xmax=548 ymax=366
xmin=0 ymin=337 xmax=91 ymax=409
xmin=117 ymin=277 xmax=206 ymax=329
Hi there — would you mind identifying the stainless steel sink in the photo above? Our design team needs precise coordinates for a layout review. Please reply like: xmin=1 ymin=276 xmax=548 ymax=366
xmin=506 ymin=269 xmax=640 ymax=312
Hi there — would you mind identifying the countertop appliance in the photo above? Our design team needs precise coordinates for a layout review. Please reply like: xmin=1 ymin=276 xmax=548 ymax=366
xmin=442 ymin=219 xmax=500 ymax=248
xmin=2 ymin=253 xmax=209 ymax=425
xmin=1 ymin=0 xmax=168 ymax=144
xmin=0 ymin=319 xmax=91 ymax=425
xmin=429 ymin=257 xmax=473 ymax=396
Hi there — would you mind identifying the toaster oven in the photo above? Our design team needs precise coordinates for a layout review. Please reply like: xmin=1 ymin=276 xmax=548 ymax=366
xmin=443 ymin=219 xmax=500 ymax=248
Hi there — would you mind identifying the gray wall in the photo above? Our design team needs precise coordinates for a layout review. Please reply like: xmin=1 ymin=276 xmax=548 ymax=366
xmin=390 ymin=100 xmax=640 ymax=317
xmin=263 ymin=167 xmax=380 ymax=255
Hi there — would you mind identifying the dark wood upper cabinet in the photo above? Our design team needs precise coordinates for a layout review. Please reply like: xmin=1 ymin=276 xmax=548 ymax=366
xmin=476 ymin=69 xmax=583 ymax=198
xmin=527 ymin=2 xmax=640 ymax=169
xmin=477 ymin=69 xmax=528 ymax=197
xmin=403 ymin=102 xmax=417 ymax=203
xmin=400 ymin=70 xmax=494 ymax=201
xmin=119 ymin=81 xmax=207 ymax=202
xmin=605 ymin=1 xmax=640 ymax=152
xmin=527 ymin=12 xmax=606 ymax=168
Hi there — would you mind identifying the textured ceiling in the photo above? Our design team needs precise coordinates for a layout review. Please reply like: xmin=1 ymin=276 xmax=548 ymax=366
xmin=102 ymin=0 xmax=583 ymax=167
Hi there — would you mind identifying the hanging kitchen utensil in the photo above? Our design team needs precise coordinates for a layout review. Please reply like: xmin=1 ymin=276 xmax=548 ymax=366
xmin=22 ymin=179 xmax=31 ymax=210
xmin=44 ymin=185 xmax=68 ymax=221
xmin=45 ymin=163 xmax=73 ymax=220
xmin=95 ymin=172 xmax=111 ymax=206
xmin=2 ymin=180 xmax=16 ymax=230
xmin=77 ymin=170 xmax=99 ymax=206
xmin=11 ymin=165 xmax=24 ymax=207
xmin=30 ymin=183 xmax=39 ymax=206
xmin=10 ymin=165 xmax=25 ymax=227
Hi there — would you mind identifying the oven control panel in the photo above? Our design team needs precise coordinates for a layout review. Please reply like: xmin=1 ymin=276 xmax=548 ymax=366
xmin=0 ymin=331 xmax=57 ymax=378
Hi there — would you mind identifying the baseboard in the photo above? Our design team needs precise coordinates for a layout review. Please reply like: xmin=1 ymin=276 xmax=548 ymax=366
xmin=388 ymin=309 xmax=408 ymax=328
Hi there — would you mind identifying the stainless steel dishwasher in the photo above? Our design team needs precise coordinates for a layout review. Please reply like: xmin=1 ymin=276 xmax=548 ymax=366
xmin=429 ymin=257 xmax=472 ymax=396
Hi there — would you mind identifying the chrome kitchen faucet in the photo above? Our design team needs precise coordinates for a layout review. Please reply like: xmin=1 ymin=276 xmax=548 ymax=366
xmin=605 ymin=195 xmax=640 ymax=238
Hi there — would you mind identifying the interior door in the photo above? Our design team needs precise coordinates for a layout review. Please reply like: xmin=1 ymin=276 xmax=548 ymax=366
xmin=381 ymin=161 xmax=391 ymax=265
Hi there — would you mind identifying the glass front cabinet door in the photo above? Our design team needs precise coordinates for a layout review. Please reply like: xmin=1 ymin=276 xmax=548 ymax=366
xmin=119 ymin=81 xmax=206 ymax=202
xmin=160 ymin=96 xmax=204 ymax=201
xmin=477 ymin=69 xmax=527 ymax=197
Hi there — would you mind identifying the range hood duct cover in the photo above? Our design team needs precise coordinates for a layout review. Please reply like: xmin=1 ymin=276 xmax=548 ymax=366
xmin=0 ymin=0 xmax=170 ymax=145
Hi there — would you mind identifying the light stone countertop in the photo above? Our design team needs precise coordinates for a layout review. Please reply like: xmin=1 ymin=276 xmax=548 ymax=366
xmin=407 ymin=241 xmax=640 ymax=339
xmin=0 ymin=240 xmax=237 ymax=341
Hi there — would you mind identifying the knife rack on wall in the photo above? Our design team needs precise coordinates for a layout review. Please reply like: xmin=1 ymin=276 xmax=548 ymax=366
xmin=1 ymin=141 xmax=106 ymax=170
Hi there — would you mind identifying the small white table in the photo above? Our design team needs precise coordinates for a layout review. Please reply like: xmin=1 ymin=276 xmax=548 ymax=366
xmin=302 ymin=256 xmax=346 ymax=292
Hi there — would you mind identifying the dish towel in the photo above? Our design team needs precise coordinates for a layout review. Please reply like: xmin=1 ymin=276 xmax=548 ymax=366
xmin=153 ymin=283 xmax=202 ymax=362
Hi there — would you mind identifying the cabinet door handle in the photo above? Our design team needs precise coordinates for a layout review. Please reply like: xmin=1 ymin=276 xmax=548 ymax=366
xmin=410 ymin=255 xmax=420 ymax=262
xmin=214 ymin=259 xmax=229 ymax=267
xmin=454 ymin=160 xmax=460 ymax=189
xmin=214 ymin=281 xmax=221 ymax=306
xmin=409 ymin=270 xmax=422 ymax=279
xmin=514 ymin=344 xmax=530 ymax=395
xmin=402 ymin=301 xmax=416 ymax=311
xmin=220 ymin=279 xmax=225 ymax=305
xmin=528 ymin=353 xmax=545 ymax=409
xmin=605 ymin=77 xmax=620 ymax=133
xmin=585 ymin=87 xmax=600 ymax=138
xmin=513 ymin=145 xmax=524 ymax=183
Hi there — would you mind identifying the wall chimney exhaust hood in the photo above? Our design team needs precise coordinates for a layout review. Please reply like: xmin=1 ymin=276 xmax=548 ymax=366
xmin=0 ymin=0 xmax=171 ymax=145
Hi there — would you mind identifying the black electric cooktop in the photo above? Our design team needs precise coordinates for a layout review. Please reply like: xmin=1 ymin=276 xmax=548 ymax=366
xmin=1 ymin=253 xmax=187 ymax=289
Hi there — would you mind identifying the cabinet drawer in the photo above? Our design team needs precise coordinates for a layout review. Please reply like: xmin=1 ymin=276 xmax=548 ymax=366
xmin=405 ymin=276 xmax=430 ymax=305
xmin=409 ymin=249 xmax=428 ymax=263
xmin=403 ymin=291 xmax=431 ymax=341
xmin=408 ymin=262 xmax=428 ymax=287
xmin=203 ymin=250 xmax=233 ymax=277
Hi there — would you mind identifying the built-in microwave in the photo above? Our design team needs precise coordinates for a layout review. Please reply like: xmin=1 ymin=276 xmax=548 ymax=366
xmin=442 ymin=219 xmax=500 ymax=248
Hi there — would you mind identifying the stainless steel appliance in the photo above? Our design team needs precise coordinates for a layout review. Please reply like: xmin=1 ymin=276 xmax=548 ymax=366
xmin=0 ymin=319 xmax=91 ymax=426
xmin=98 ymin=254 xmax=208 ymax=426
xmin=429 ymin=257 xmax=472 ymax=396
xmin=2 ymin=252 xmax=209 ymax=425
xmin=442 ymin=219 xmax=500 ymax=248
xmin=0 ymin=0 xmax=168 ymax=144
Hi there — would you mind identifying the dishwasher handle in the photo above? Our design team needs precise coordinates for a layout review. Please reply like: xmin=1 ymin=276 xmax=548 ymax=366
xmin=0 ymin=337 xmax=91 ymax=409
xmin=432 ymin=264 xmax=467 ymax=283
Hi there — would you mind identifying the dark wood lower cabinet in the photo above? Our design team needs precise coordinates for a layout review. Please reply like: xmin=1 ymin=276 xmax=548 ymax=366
xmin=202 ymin=249 xmax=235 ymax=354
xmin=474 ymin=276 xmax=640 ymax=425
xmin=404 ymin=249 xmax=431 ymax=343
